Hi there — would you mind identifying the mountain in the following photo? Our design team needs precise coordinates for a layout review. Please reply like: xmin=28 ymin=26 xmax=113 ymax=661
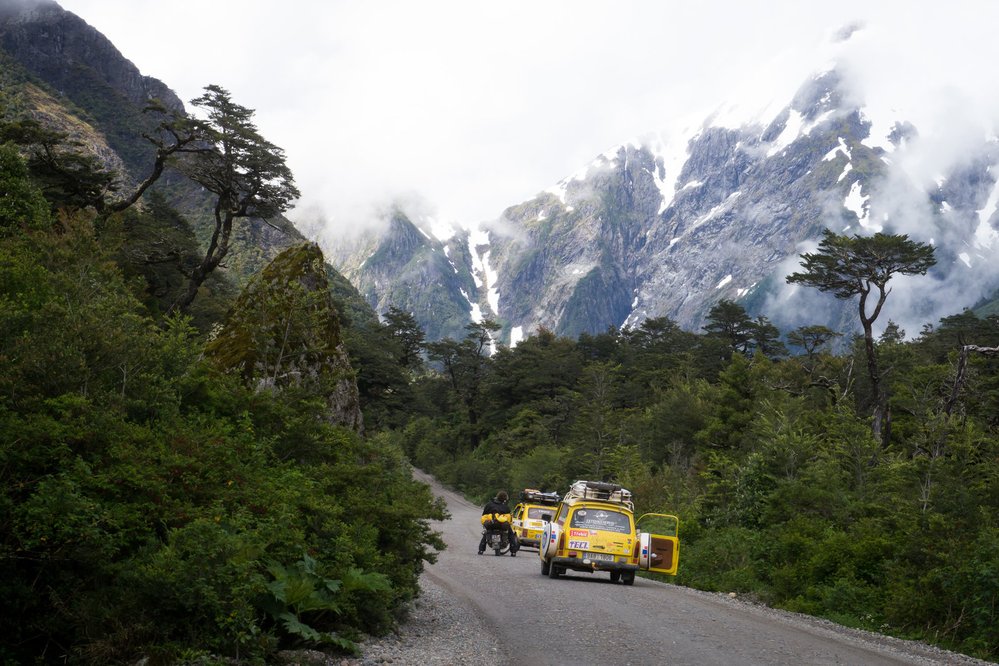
xmin=327 ymin=209 xmax=480 ymax=341
xmin=330 ymin=62 xmax=999 ymax=344
xmin=0 ymin=0 xmax=375 ymax=324
xmin=0 ymin=0 xmax=297 ymax=275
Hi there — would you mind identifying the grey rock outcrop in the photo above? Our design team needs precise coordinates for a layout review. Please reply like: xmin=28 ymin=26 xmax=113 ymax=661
xmin=205 ymin=242 xmax=364 ymax=432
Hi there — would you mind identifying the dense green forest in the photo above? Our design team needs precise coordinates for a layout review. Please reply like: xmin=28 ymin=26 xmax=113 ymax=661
xmin=3 ymin=89 xmax=999 ymax=665
xmin=383 ymin=307 xmax=999 ymax=661
xmin=0 ymin=106 xmax=446 ymax=663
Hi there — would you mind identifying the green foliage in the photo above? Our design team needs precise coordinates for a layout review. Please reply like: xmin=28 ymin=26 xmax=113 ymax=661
xmin=0 ymin=142 xmax=50 ymax=234
xmin=260 ymin=553 xmax=390 ymax=653
xmin=0 ymin=213 xmax=444 ymax=663
xmin=172 ymin=85 xmax=300 ymax=312
xmin=405 ymin=300 xmax=999 ymax=661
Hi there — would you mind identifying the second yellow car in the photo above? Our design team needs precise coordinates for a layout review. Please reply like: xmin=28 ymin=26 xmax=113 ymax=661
xmin=511 ymin=489 xmax=561 ymax=549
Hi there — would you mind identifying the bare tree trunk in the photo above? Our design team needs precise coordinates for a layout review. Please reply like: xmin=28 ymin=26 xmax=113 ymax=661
xmin=945 ymin=344 xmax=999 ymax=416
xmin=170 ymin=205 xmax=233 ymax=313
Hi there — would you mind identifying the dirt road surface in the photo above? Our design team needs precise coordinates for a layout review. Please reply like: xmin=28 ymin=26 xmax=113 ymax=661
xmin=415 ymin=470 xmax=992 ymax=666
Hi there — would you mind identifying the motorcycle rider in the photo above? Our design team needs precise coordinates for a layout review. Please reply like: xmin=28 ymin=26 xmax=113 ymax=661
xmin=478 ymin=490 xmax=519 ymax=556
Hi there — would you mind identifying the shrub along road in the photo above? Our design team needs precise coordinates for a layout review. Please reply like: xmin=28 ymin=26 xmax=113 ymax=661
xmin=413 ymin=470 xmax=991 ymax=666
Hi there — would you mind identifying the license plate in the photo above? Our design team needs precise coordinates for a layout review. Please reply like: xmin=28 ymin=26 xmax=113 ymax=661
xmin=585 ymin=552 xmax=614 ymax=562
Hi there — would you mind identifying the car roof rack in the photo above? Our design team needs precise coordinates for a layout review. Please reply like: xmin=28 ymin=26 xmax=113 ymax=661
xmin=520 ymin=488 xmax=561 ymax=505
xmin=564 ymin=480 xmax=634 ymax=510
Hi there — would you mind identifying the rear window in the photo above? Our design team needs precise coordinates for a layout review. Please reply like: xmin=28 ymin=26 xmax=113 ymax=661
xmin=527 ymin=507 xmax=550 ymax=519
xmin=569 ymin=508 xmax=631 ymax=534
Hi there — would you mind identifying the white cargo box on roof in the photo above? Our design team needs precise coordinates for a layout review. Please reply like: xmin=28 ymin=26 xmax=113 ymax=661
xmin=565 ymin=480 xmax=634 ymax=510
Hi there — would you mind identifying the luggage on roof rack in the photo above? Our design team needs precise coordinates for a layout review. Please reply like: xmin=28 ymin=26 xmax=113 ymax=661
xmin=520 ymin=488 xmax=561 ymax=505
xmin=565 ymin=480 xmax=634 ymax=509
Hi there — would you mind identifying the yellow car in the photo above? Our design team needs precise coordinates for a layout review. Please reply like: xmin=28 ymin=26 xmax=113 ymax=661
xmin=538 ymin=480 xmax=679 ymax=585
xmin=512 ymin=489 xmax=561 ymax=549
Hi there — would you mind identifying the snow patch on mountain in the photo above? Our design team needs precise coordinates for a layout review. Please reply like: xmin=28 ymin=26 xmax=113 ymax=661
xmin=681 ymin=191 xmax=742 ymax=239
xmin=767 ymin=108 xmax=836 ymax=157
xmin=767 ymin=110 xmax=805 ymax=157
xmin=824 ymin=137 xmax=850 ymax=161
xmin=860 ymin=106 xmax=902 ymax=153
xmin=844 ymin=181 xmax=870 ymax=226
xmin=469 ymin=227 xmax=499 ymax=315
xmin=838 ymin=163 xmax=853 ymax=182
xmin=646 ymin=127 xmax=696 ymax=214
xmin=460 ymin=287 xmax=484 ymax=323
xmin=976 ymin=178 xmax=999 ymax=230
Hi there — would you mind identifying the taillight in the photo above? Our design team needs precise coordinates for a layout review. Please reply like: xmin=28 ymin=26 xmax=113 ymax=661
xmin=557 ymin=532 xmax=566 ymax=553
xmin=632 ymin=540 xmax=640 ymax=561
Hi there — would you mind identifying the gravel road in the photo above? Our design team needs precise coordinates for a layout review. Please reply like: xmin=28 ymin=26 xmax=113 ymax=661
xmin=323 ymin=470 xmax=994 ymax=666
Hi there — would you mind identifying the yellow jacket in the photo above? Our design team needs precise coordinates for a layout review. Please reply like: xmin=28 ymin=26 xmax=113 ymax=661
xmin=481 ymin=512 xmax=511 ymax=526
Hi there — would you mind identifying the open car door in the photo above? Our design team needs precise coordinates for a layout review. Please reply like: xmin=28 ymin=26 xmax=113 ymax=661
xmin=636 ymin=513 xmax=679 ymax=576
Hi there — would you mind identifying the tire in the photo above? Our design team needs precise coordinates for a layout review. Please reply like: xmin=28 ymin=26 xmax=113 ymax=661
xmin=548 ymin=563 xmax=561 ymax=579
xmin=541 ymin=559 xmax=550 ymax=576
xmin=610 ymin=571 xmax=621 ymax=583
xmin=622 ymin=572 xmax=635 ymax=586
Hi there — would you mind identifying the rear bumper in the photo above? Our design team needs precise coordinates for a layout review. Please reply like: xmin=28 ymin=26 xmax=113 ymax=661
xmin=551 ymin=555 xmax=638 ymax=574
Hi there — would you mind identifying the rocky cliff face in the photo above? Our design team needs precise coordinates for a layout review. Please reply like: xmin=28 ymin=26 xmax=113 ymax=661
xmin=0 ymin=0 xmax=318 ymax=283
xmin=331 ymin=65 xmax=999 ymax=344
xmin=0 ymin=0 xmax=182 ymax=112
xmin=486 ymin=70 xmax=900 ymax=340
xmin=328 ymin=210 xmax=480 ymax=341
xmin=205 ymin=242 xmax=364 ymax=432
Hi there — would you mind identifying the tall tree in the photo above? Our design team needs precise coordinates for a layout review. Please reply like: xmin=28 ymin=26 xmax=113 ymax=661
xmin=0 ymin=103 xmax=198 ymax=216
xmin=703 ymin=299 xmax=755 ymax=355
xmin=786 ymin=229 xmax=936 ymax=445
xmin=382 ymin=306 xmax=426 ymax=374
xmin=172 ymin=85 xmax=299 ymax=312
xmin=425 ymin=320 xmax=499 ymax=448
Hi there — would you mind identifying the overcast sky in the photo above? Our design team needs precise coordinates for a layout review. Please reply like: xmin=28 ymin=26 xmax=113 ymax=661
xmin=55 ymin=0 xmax=999 ymax=237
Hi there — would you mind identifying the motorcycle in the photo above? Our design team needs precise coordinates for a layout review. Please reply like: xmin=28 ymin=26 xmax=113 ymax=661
xmin=482 ymin=522 xmax=513 ymax=556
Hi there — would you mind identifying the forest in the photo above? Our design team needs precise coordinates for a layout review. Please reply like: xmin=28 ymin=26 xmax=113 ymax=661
xmin=0 ymin=95 xmax=448 ymax=663
xmin=373 ymin=299 xmax=999 ymax=661
xmin=2 ymin=87 xmax=998 ymax=664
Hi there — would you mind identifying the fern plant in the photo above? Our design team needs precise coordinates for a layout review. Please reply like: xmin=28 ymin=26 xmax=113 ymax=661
xmin=259 ymin=553 xmax=390 ymax=653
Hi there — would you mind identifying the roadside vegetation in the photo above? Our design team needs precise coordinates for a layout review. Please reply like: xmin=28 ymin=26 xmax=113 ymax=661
xmin=1 ymin=103 xmax=445 ymax=664
xmin=388 ymin=308 xmax=999 ymax=662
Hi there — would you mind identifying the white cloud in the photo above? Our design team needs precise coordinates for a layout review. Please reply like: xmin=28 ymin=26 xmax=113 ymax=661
xmin=55 ymin=0 xmax=999 ymax=247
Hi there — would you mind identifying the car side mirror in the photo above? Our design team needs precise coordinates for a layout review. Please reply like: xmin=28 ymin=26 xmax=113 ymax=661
xmin=541 ymin=513 xmax=552 ymax=522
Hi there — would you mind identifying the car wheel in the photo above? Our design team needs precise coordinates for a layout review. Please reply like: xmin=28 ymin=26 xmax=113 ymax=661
xmin=610 ymin=571 xmax=621 ymax=583
xmin=541 ymin=559 xmax=550 ymax=576
xmin=622 ymin=572 xmax=635 ymax=586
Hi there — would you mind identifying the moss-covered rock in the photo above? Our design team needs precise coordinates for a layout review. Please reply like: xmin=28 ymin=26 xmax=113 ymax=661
xmin=206 ymin=242 xmax=363 ymax=431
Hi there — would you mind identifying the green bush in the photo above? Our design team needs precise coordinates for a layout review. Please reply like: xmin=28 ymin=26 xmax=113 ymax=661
xmin=0 ymin=211 xmax=446 ymax=663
